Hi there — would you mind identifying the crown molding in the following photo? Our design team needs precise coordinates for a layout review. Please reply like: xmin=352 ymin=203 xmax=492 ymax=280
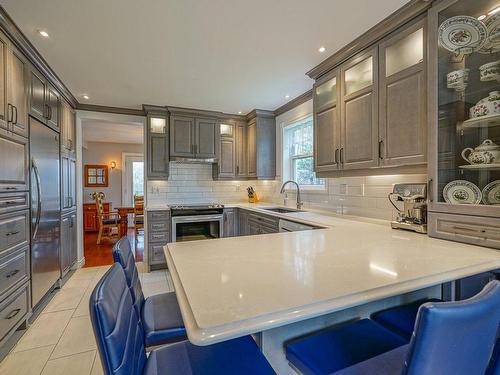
xmin=273 ymin=89 xmax=313 ymax=117
xmin=77 ymin=103 xmax=145 ymax=116
xmin=306 ymin=0 xmax=432 ymax=80
xmin=0 ymin=5 xmax=78 ymax=108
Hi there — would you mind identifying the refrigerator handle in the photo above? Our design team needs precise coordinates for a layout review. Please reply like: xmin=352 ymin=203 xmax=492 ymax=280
xmin=31 ymin=158 xmax=42 ymax=240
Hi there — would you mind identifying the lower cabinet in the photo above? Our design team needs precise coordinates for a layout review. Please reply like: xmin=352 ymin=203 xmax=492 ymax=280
xmin=238 ymin=209 xmax=279 ymax=236
xmin=147 ymin=210 xmax=170 ymax=270
xmin=60 ymin=211 xmax=77 ymax=277
xmin=223 ymin=208 xmax=237 ymax=237
xmin=0 ymin=280 xmax=29 ymax=345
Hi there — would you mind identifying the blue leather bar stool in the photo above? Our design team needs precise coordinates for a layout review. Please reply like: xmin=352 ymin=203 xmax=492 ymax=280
xmin=370 ymin=298 xmax=441 ymax=340
xmin=286 ymin=280 xmax=500 ymax=375
xmin=112 ymin=236 xmax=186 ymax=346
xmin=90 ymin=264 xmax=276 ymax=375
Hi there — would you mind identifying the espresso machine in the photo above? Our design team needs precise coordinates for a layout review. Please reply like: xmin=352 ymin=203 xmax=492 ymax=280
xmin=388 ymin=183 xmax=427 ymax=234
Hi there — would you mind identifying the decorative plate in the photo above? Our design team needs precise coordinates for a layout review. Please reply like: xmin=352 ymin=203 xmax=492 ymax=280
xmin=439 ymin=16 xmax=488 ymax=54
xmin=443 ymin=180 xmax=482 ymax=204
xmin=482 ymin=180 xmax=500 ymax=204
xmin=479 ymin=12 xmax=500 ymax=54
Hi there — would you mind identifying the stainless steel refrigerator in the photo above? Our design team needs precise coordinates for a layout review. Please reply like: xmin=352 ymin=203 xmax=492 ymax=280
xmin=30 ymin=118 xmax=61 ymax=307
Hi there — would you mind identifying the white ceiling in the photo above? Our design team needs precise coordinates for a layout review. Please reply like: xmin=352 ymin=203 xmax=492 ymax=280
xmin=3 ymin=0 xmax=409 ymax=114
xmin=82 ymin=119 xmax=143 ymax=144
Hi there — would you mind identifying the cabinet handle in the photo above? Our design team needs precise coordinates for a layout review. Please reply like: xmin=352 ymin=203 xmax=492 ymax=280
xmin=378 ymin=140 xmax=384 ymax=160
xmin=5 ymin=231 xmax=20 ymax=236
xmin=3 ymin=201 xmax=18 ymax=206
xmin=4 ymin=187 xmax=18 ymax=191
xmin=334 ymin=148 xmax=339 ymax=164
xmin=13 ymin=106 xmax=18 ymax=125
xmin=7 ymin=103 xmax=12 ymax=124
xmin=452 ymin=225 xmax=486 ymax=234
xmin=5 ymin=269 xmax=19 ymax=278
xmin=340 ymin=148 xmax=344 ymax=164
xmin=428 ymin=179 xmax=433 ymax=203
xmin=5 ymin=308 xmax=21 ymax=320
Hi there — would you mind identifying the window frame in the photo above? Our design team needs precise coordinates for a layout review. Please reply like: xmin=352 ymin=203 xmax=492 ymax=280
xmin=282 ymin=114 xmax=326 ymax=191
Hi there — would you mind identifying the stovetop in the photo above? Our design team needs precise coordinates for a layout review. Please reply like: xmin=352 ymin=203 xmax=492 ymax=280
xmin=169 ymin=203 xmax=224 ymax=210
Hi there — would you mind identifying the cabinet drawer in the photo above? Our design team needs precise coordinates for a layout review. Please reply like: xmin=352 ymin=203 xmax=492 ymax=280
xmin=149 ymin=232 xmax=169 ymax=243
xmin=0 ymin=282 xmax=29 ymax=342
xmin=149 ymin=244 xmax=167 ymax=265
xmin=0 ymin=131 xmax=29 ymax=193
xmin=247 ymin=213 xmax=279 ymax=230
xmin=147 ymin=211 xmax=170 ymax=221
xmin=0 ymin=247 xmax=29 ymax=297
xmin=429 ymin=212 xmax=500 ymax=249
xmin=0 ymin=211 xmax=29 ymax=255
xmin=149 ymin=221 xmax=169 ymax=233
xmin=0 ymin=192 xmax=29 ymax=214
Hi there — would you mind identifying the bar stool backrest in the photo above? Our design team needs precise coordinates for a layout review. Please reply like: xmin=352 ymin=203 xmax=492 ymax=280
xmin=112 ymin=237 xmax=145 ymax=318
xmin=403 ymin=280 xmax=500 ymax=375
xmin=90 ymin=264 xmax=147 ymax=375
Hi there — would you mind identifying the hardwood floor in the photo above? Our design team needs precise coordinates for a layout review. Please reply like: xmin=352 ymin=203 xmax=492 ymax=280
xmin=83 ymin=228 xmax=144 ymax=268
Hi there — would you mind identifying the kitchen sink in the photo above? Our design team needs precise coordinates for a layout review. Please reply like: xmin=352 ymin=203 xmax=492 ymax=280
xmin=261 ymin=207 xmax=303 ymax=213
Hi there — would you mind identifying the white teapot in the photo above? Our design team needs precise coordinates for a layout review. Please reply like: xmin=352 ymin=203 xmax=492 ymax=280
xmin=461 ymin=139 xmax=500 ymax=165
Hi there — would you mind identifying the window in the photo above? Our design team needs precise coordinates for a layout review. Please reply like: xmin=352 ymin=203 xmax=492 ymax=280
xmin=283 ymin=115 xmax=324 ymax=188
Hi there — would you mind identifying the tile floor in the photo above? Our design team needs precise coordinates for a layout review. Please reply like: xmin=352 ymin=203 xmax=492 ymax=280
xmin=0 ymin=263 xmax=174 ymax=375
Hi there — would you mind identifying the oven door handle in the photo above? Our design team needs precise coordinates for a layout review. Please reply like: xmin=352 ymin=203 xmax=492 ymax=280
xmin=171 ymin=214 xmax=224 ymax=223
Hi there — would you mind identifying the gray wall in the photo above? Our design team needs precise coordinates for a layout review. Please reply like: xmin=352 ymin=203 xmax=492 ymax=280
xmin=82 ymin=141 xmax=143 ymax=208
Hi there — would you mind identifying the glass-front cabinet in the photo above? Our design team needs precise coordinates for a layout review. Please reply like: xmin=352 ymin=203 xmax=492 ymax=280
xmin=428 ymin=0 xmax=500 ymax=247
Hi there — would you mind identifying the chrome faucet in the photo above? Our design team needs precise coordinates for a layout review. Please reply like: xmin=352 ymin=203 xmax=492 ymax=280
xmin=280 ymin=180 xmax=303 ymax=210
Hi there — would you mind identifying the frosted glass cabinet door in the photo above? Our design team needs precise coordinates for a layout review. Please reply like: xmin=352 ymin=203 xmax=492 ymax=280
xmin=344 ymin=56 xmax=373 ymax=95
xmin=315 ymin=76 xmax=337 ymax=113
xmin=385 ymin=28 xmax=423 ymax=77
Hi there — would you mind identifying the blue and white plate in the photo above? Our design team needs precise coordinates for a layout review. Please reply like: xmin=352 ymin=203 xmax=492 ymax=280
xmin=443 ymin=180 xmax=482 ymax=204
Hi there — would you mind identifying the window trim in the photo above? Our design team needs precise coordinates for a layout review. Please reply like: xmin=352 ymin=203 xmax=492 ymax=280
xmin=282 ymin=114 xmax=326 ymax=192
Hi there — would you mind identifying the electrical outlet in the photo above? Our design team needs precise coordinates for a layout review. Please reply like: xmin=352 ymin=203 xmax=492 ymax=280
xmin=340 ymin=183 xmax=347 ymax=195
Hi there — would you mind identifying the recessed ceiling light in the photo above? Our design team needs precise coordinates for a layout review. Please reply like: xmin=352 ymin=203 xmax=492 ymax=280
xmin=478 ymin=14 xmax=487 ymax=20
xmin=285 ymin=95 xmax=290 ymax=99
xmin=82 ymin=95 xmax=90 ymax=100
xmin=39 ymin=30 xmax=49 ymax=38
xmin=488 ymin=6 xmax=500 ymax=15
xmin=318 ymin=46 xmax=326 ymax=53
xmin=238 ymin=111 xmax=242 ymax=114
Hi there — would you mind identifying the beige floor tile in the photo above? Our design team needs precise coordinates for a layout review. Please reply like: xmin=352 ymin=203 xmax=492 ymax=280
xmin=0 ymin=345 xmax=54 ymax=375
xmin=63 ymin=275 xmax=92 ymax=290
xmin=142 ymin=281 xmax=170 ymax=297
xmin=44 ymin=286 xmax=88 ymax=313
xmin=51 ymin=316 xmax=96 ymax=359
xmin=71 ymin=268 xmax=99 ymax=280
xmin=141 ymin=270 xmax=167 ymax=284
xmin=14 ymin=310 xmax=73 ymax=352
xmin=73 ymin=287 xmax=93 ymax=318
xmin=90 ymin=354 xmax=104 ymax=375
xmin=41 ymin=350 xmax=96 ymax=375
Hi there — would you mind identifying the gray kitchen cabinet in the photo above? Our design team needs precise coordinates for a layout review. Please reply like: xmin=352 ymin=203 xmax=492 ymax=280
xmin=60 ymin=211 xmax=77 ymax=277
xmin=246 ymin=211 xmax=279 ymax=235
xmin=170 ymin=115 xmax=195 ymax=157
xmin=0 ymin=280 xmax=30 ymax=346
xmin=0 ymin=246 xmax=29 ymax=298
xmin=0 ymin=31 xmax=29 ymax=139
xmin=378 ymin=18 xmax=426 ymax=167
xmin=246 ymin=110 xmax=276 ymax=179
xmin=236 ymin=121 xmax=248 ymax=178
xmin=340 ymin=47 xmax=379 ymax=170
xmin=61 ymin=99 xmax=76 ymax=156
xmin=223 ymin=208 xmax=237 ymax=237
xmin=0 ymin=130 xmax=29 ymax=193
xmin=314 ymin=69 xmax=341 ymax=173
xmin=195 ymin=118 xmax=218 ymax=158
xmin=238 ymin=209 xmax=248 ymax=236
xmin=145 ymin=106 xmax=169 ymax=180
xmin=0 ymin=210 xmax=29 ymax=255
xmin=61 ymin=155 xmax=76 ymax=211
xmin=29 ymin=67 xmax=60 ymax=131
xmin=216 ymin=120 xmax=236 ymax=179
xmin=147 ymin=210 xmax=170 ymax=270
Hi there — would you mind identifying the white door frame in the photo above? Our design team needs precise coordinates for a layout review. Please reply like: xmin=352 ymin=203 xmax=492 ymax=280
xmin=122 ymin=152 xmax=144 ymax=206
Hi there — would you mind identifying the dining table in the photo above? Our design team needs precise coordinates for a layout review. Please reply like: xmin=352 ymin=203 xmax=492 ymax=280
xmin=114 ymin=206 xmax=135 ymax=236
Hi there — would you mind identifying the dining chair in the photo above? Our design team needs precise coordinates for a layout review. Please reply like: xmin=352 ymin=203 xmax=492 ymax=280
xmin=133 ymin=195 xmax=144 ymax=242
xmin=112 ymin=236 xmax=186 ymax=346
xmin=94 ymin=192 xmax=120 ymax=244
xmin=286 ymin=280 xmax=500 ymax=375
xmin=90 ymin=263 xmax=276 ymax=375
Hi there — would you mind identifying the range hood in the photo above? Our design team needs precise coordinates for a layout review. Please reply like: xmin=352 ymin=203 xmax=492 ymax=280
xmin=170 ymin=157 xmax=217 ymax=164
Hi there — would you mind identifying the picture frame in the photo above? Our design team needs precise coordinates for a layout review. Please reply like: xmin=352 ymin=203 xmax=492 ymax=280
xmin=84 ymin=164 xmax=109 ymax=187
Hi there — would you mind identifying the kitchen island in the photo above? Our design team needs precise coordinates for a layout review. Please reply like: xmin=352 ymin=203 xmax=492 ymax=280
xmin=164 ymin=205 xmax=500 ymax=373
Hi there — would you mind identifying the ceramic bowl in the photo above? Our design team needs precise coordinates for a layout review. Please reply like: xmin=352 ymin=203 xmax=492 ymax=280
xmin=480 ymin=60 xmax=500 ymax=82
xmin=447 ymin=69 xmax=470 ymax=91
xmin=470 ymin=91 xmax=500 ymax=118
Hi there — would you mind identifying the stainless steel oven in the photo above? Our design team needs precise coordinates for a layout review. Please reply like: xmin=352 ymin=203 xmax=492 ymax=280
xmin=170 ymin=204 xmax=224 ymax=242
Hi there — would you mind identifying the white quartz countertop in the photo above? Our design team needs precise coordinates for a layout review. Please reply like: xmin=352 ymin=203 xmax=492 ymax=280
xmin=165 ymin=205 xmax=500 ymax=345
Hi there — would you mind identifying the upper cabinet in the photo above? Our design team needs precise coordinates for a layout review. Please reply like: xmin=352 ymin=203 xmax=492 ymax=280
xmin=379 ymin=19 xmax=427 ymax=167
xmin=214 ymin=118 xmax=248 ymax=179
xmin=169 ymin=110 xmax=218 ymax=160
xmin=247 ymin=110 xmax=276 ymax=179
xmin=313 ymin=17 xmax=427 ymax=176
xmin=29 ymin=67 xmax=59 ymax=131
xmin=145 ymin=106 xmax=169 ymax=180
xmin=60 ymin=99 xmax=76 ymax=156
xmin=340 ymin=48 xmax=379 ymax=170
xmin=0 ymin=30 xmax=29 ymax=138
